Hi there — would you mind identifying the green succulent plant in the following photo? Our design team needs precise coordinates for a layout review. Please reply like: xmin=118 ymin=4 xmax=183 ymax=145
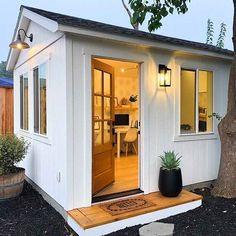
xmin=159 ymin=151 xmax=181 ymax=170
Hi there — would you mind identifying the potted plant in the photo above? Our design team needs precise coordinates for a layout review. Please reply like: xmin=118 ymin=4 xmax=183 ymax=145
xmin=158 ymin=151 xmax=182 ymax=197
xmin=129 ymin=94 xmax=138 ymax=103
xmin=0 ymin=135 xmax=29 ymax=200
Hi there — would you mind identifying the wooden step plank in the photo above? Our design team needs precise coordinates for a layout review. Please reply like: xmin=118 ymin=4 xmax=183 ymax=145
xmin=68 ymin=190 xmax=202 ymax=229
xmin=68 ymin=209 xmax=93 ymax=227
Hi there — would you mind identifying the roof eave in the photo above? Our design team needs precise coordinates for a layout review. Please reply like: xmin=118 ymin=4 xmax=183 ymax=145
xmin=58 ymin=24 xmax=233 ymax=61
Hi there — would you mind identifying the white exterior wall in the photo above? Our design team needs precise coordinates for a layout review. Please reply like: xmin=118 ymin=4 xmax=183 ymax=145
xmin=69 ymin=36 xmax=231 ymax=208
xmin=14 ymin=21 xmax=70 ymax=210
xmin=12 ymin=20 xmax=231 ymax=211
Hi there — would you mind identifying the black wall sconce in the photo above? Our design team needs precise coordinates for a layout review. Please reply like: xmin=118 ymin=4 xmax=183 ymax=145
xmin=159 ymin=64 xmax=171 ymax=87
xmin=9 ymin=29 xmax=33 ymax=50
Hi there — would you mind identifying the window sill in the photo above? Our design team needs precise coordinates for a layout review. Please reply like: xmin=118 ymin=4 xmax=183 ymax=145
xmin=32 ymin=133 xmax=51 ymax=145
xmin=19 ymin=129 xmax=30 ymax=137
xmin=19 ymin=130 xmax=51 ymax=145
xmin=173 ymin=132 xmax=218 ymax=142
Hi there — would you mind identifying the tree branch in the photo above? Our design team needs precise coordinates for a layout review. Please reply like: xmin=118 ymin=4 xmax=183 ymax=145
xmin=122 ymin=0 xmax=132 ymax=19
xmin=121 ymin=0 xmax=139 ymax=30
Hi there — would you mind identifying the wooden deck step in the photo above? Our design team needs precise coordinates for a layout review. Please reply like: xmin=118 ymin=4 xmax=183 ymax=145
xmin=68 ymin=190 xmax=202 ymax=230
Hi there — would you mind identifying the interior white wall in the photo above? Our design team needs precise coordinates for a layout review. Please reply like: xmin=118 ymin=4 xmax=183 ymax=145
xmin=13 ymin=21 xmax=69 ymax=210
xmin=69 ymin=35 xmax=231 ymax=208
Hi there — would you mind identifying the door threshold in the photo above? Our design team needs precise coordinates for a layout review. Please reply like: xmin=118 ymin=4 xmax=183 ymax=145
xmin=92 ymin=189 xmax=143 ymax=203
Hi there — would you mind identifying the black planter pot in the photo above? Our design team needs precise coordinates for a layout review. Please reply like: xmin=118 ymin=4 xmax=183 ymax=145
xmin=158 ymin=167 xmax=182 ymax=197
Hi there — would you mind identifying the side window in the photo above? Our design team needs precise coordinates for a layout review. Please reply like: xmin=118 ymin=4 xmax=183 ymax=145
xmin=180 ymin=69 xmax=196 ymax=134
xmin=180 ymin=69 xmax=213 ymax=134
xmin=198 ymin=70 xmax=213 ymax=133
xmin=33 ymin=63 xmax=47 ymax=135
xmin=20 ymin=73 xmax=28 ymax=130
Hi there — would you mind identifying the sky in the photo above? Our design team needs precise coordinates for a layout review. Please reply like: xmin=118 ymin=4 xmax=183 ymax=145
xmin=1 ymin=0 xmax=234 ymax=61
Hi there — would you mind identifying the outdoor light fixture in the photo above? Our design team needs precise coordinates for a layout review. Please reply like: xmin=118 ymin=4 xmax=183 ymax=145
xmin=159 ymin=64 xmax=171 ymax=87
xmin=9 ymin=29 xmax=33 ymax=50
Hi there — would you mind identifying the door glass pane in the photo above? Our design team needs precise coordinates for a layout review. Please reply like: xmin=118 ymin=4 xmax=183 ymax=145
xmin=104 ymin=72 xmax=111 ymax=96
xmin=104 ymin=121 xmax=111 ymax=144
xmin=94 ymin=69 xmax=102 ymax=94
xmin=104 ymin=97 xmax=111 ymax=120
xmin=94 ymin=121 xmax=102 ymax=146
xmin=94 ymin=96 xmax=102 ymax=119
xmin=180 ymin=69 xmax=196 ymax=134
xmin=198 ymin=71 xmax=213 ymax=132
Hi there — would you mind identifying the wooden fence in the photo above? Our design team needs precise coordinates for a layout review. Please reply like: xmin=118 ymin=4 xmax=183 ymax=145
xmin=0 ymin=87 xmax=13 ymax=135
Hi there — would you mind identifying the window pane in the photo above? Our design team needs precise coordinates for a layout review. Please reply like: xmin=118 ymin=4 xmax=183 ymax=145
xmin=199 ymin=71 xmax=213 ymax=132
xmin=39 ymin=64 xmax=47 ymax=135
xmin=94 ymin=96 xmax=102 ymax=119
xmin=104 ymin=97 xmax=111 ymax=120
xmin=94 ymin=121 xmax=102 ymax=146
xmin=20 ymin=75 xmax=23 ymax=129
xmin=104 ymin=121 xmax=111 ymax=144
xmin=104 ymin=72 xmax=111 ymax=96
xmin=23 ymin=74 xmax=28 ymax=130
xmin=94 ymin=69 xmax=102 ymax=94
xmin=34 ymin=67 xmax=39 ymax=133
xmin=180 ymin=69 xmax=196 ymax=134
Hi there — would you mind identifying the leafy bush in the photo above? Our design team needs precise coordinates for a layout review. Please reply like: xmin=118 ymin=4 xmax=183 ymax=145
xmin=159 ymin=151 xmax=181 ymax=170
xmin=0 ymin=135 xmax=29 ymax=175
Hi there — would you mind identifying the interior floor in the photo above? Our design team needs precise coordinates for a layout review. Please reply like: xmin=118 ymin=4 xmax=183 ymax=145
xmin=94 ymin=154 xmax=138 ymax=197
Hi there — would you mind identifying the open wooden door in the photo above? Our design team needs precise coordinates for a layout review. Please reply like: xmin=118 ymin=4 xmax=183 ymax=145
xmin=92 ymin=59 xmax=115 ymax=195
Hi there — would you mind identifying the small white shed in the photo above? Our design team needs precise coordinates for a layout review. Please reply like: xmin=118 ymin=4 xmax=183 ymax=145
xmin=7 ymin=5 xmax=232 ymax=236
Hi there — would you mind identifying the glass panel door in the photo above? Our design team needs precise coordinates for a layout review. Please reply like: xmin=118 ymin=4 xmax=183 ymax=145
xmin=92 ymin=59 xmax=115 ymax=195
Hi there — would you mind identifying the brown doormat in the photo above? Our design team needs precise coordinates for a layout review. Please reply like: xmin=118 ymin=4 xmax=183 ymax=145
xmin=100 ymin=196 xmax=156 ymax=216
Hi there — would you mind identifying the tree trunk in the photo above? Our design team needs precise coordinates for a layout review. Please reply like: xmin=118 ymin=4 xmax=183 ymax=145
xmin=212 ymin=0 xmax=236 ymax=198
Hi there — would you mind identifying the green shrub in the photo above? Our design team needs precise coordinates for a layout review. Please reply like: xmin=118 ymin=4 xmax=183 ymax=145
xmin=159 ymin=151 xmax=181 ymax=170
xmin=0 ymin=135 xmax=29 ymax=175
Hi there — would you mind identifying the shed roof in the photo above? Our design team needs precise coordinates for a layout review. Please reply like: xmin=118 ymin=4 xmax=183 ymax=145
xmin=22 ymin=5 xmax=234 ymax=57
xmin=0 ymin=78 xmax=13 ymax=88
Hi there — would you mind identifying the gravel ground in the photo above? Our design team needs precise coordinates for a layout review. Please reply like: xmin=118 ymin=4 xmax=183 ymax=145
xmin=107 ymin=187 xmax=236 ymax=236
xmin=1 ymin=183 xmax=236 ymax=236
xmin=0 ymin=182 xmax=75 ymax=236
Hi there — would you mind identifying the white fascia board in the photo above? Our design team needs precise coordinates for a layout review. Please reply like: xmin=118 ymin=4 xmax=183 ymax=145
xmin=58 ymin=24 xmax=233 ymax=61
xmin=7 ymin=8 xmax=59 ymax=71
xmin=22 ymin=8 xmax=58 ymax=33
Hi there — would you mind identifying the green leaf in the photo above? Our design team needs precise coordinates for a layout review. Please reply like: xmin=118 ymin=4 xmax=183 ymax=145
xmin=169 ymin=7 xmax=174 ymax=14
xmin=128 ymin=0 xmax=190 ymax=32
xmin=159 ymin=151 xmax=182 ymax=170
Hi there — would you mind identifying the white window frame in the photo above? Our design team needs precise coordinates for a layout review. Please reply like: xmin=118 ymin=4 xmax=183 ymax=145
xmin=174 ymin=66 xmax=217 ymax=142
xmin=20 ymin=72 xmax=29 ymax=131
xmin=33 ymin=63 xmax=47 ymax=136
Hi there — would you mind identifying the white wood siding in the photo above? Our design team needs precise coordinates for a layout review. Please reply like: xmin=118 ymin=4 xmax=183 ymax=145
xmin=69 ymin=36 xmax=231 ymax=208
xmin=14 ymin=21 xmax=68 ymax=209
xmin=13 ymin=22 xmax=231 ymax=211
